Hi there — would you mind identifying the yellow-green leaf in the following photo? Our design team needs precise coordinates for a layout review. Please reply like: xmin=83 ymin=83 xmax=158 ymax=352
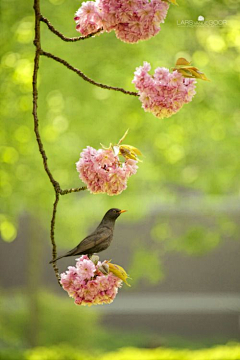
xmin=162 ymin=0 xmax=178 ymax=5
xmin=108 ymin=262 xmax=131 ymax=287
xmin=173 ymin=57 xmax=210 ymax=81
xmin=119 ymin=144 xmax=142 ymax=161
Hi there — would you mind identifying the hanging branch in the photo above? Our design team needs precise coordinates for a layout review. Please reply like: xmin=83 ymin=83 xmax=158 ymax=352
xmin=40 ymin=15 xmax=103 ymax=42
xmin=32 ymin=4 xmax=59 ymax=190
xmin=50 ymin=192 xmax=61 ymax=283
xmin=32 ymin=0 xmax=138 ymax=284
xmin=32 ymin=0 xmax=61 ymax=283
xmin=40 ymin=50 xmax=139 ymax=96
xmin=60 ymin=186 xmax=87 ymax=195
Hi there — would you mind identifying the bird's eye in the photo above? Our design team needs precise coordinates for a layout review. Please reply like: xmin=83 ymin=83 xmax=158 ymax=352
xmin=113 ymin=210 xmax=116 ymax=213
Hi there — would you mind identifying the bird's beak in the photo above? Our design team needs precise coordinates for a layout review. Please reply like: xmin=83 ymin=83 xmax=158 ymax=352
xmin=119 ymin=209 xmax=127 ymax=213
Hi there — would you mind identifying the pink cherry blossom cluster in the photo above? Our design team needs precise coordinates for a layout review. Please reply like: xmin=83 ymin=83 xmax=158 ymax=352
xmin=76 ymin=146 xmax=138 ymax=195
xmin=60 ymin=255 xmax=122 ymax=306
xmin=132 ymin=62 xmax=197 ymax=119
xmin=74 ymin=0 xmax=169 ymax=43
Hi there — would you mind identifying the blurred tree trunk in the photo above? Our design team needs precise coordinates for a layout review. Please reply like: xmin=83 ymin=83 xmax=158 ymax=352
xmin=26 ymin=214 xmax=43 ymax=347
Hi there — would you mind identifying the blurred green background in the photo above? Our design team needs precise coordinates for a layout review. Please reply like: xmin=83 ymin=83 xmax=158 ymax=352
xmin=1 ymin=0 xmax=240 ymax=358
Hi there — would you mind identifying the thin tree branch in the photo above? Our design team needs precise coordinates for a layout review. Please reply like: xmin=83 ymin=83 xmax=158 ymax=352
xmin=40 ymin=50 xmax=139 ymax=96
xmin=32 ymin=3 xmax=60 ymax=191
xmin=33 ymin=0 xmax=62 ymax=284
xmin=33 ymin=0 xmax=86 ymax=285
xmin=40 ymin=15 xmax=103 ymax=42
xmin=50 ymin=192 xmax=61 ymax=284
xmin=60 ymin=186 xmax=87 ymax=195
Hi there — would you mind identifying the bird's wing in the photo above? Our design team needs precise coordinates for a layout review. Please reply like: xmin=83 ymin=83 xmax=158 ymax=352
xmin=66 ymin=226 xmax=112 ymax=256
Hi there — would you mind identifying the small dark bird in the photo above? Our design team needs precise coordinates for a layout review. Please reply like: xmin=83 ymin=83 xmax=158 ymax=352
xmin=49 ymin=208 xmax=126 ymax=263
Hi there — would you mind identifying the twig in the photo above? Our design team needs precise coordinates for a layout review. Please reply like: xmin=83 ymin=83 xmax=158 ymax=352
xmin=40 ymin=50 xmax=139 ymax=96
xmin=32 ymin=3 xmax=60 ymax=191
xmin=33 ymin=0 xmax=62 ymax=283
xmin=33 ymin=0 xmax=86 ymax=283
xmin=50 ymin=192 xmax=61 ymax=284
xmin=40 ymin=15 xmax=103 ymax=42
xmin=60 ymin=186 xmax=87 ymax=195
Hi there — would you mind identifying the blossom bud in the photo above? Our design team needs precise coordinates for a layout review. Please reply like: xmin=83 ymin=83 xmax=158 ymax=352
xmin=98 ymin=263 xmax=109 ymax=275
xmin=90 ymin=254 xmax=99 ymax=265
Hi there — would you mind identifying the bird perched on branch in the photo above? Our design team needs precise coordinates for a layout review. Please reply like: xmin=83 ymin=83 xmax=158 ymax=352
xmin=49 ymin=208 xmax=126 ymax=263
